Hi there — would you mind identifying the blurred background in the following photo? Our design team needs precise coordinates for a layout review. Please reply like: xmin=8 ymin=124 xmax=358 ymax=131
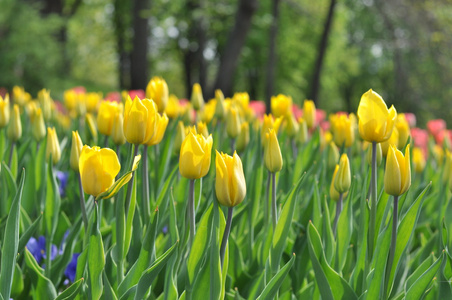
xmin=0 ymin=0 xmax=451 ymax=124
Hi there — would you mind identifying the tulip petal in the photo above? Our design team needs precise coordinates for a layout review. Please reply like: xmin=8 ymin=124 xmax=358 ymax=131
xmin=384 ymin=145 xmax=402 ymax=196
xmin=231 ymin=152 xmax=246 ymax=206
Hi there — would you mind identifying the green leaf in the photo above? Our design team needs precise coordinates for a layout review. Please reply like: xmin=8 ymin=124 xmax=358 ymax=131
xmin=0 ymin=162 xmax=17 ymax=216
xmin=55 ymin=278 xmax=84 ymax=300
xmin=124 ymin=174 xmax=137 ymax=257
xmin=0 ymin=169 xmax=24 ymax=300
xmin=322 ymin=195 xmax=335 ymax=264
xmin=45 ymin=158 xmax=61 ymax=242
xmin=405 ymin=253 xmax=443 ymax=299
xmin=18 ymin=213 xmax=42 ymax=252
xmin=23 ymin=248 xmax=57 ymax=299
xmin=405 ymin=254 xmax=434 ymax=291
xmin=257 ymin=254 xmax=296 ymax=300
xmin=210 ymin=200 xmax=222 ymax=300
xmin=88 ymin=203 xmax=105 ymax=300
xmin=336 ymin=191 xmax=353 ymax=272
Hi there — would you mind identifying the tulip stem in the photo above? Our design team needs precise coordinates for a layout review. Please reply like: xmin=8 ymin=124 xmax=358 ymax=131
xmin=384 ymin=195 xmax=398 ymax=299
xmin=231 ymin=138 xmax=236 ymax=152
xmin=220 ymin=207 xmax=233 ymax=269
xmin=265 ymin=170 xmax=271 ymax=227
xmin=188 ymin=179 xmax=196 ymax=248
xmin=291 ymin=139 xmax=298 ymax=158
xmin=125 ymin=144 xmax=139 ymax=216
xmin=8 ymin=141 xmax=15 ymax=168
xmin=104 ymin=135 xmax=109 ymax=148
xmin=77 ymin=172 xmax=88 ymax=233
xmin=333 ymin=193 xmax=343 ymax=237
xmin=271 ymin=172 xmax=277 ymax=231
xmin=142 ymin=145 xmax=150 ymax=225
xmin=369 ymin=141 xmax=378 ymax=261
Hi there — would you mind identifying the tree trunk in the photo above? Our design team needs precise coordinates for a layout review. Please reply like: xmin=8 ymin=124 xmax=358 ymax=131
xmin=130 ymin=0 xmax=150 ymax=90
xmin=308 ymin=0 xmax=337 ymax=105
xmin=114 ymin=0 xmax=131 ymax=89
xmin=265 ymin=0 xmax=280 ymax=113
xmin=211 ymin=0 xmax=258 ymax=97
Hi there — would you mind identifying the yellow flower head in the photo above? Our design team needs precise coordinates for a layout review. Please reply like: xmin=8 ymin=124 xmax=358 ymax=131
xmin=412 ymin=147 xmax=426 ymax=174
xmin=381 ymin=127 xmax=399 ymax=157
xmin=196 ymin=121 xmax=209 ymax=138
xmin=261 ymin=114 xmax=282 ymax=145
xmin=271 ymin=94 xmax=293 ymax=117
xmin=165 ymin=94 xmax=180 ymax=119
xmin=85 ymin=92 xmax=102 ymax=113
xmin=384 ymin=144 xmax=411 ymax=196
xmin=264 ymin=129 xmax=283 ymax=173
xmin=38 ymin=89 xmax=53 ymax=120
xmin=215 ymin=151 xmax=246 ymax=207
xmin=297 ymin=117 xmax=309 ymax=145
xmin=31 ymin=108 xmax=46 ymax=142
xmin=7 ymin=104 xmax=22 ymax=142
xmin=200 ymin=99 xmax=216 ymax=124
xmin=147 ymin=113 xmax=169 ymax=146
xmin=111 ymin=110 xmax=126 ymax=146
xmin=123 ymin=96 xmax=158 ymax=144
xmin=396 ymin=114 xmax=410 ymax=148
xmin=330 ymin=165 xmax=340 ymax=201
xmin=357 ymin=89 xmax=397 ymax=143
xmin=227 ymin=107 xmax=241 ymax=139
xmin=330 ymin=114 xmax=355 ymax=148
xmin=70 ymin=131 xmax=83 ymax=172
xmin=97 ymin=100 xmax=121 ymax=136
xmin=334 ymin=154 xmax=351 ymax=194
xmin=79 ymin=145 xmax=121 ymax=197
xmin=285 ymin=113 xmax=299 ymax=138
xmin=179 ymin=131 xmax=213 ymax=179
xmin=303 ymin=100 xmax=316 ymax=129
xmin=0 ymin=94 xmax=10 ymax=128
xmin=214 ymin=89 xmax=226 ymax=120
xmin=191 ymin=83 xmax=204 ymax=111
xmin=236 ymin=122 xmax=250 ymax=153
xmin=46 ymin=127 xmax=61 ymax=165
xmin=146 ymin=76 xmax=169 ymax=113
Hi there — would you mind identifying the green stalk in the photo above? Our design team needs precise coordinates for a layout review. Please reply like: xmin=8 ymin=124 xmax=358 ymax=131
xmin=384 ymin=195 xmax=398 ymax=299
xmin=368 ymin=141 xmax=378 ymax=261
xmin=188 ymin=179 xmax=196 ymax=248
xmin=271 ymin=172 xmax=277 ymax=231
xmin=333 ymin=193 xmax=343 ymax=237
xmin=230 ymin=138 xmax=236 ymax=152
xmin=125 ymin=144 xmax=139 ymax=216
xmin=8 ymin=141 xmax=15 ymax=168
xmin=265 ymin=170 xmax=271 ymax=227
xmin=220 ymin=207 xmax=233 ymax=268
xmin=142 ymin=145 xmax=150 ymax=225
xmin=77 ymin=172 xmax=88 ymax=233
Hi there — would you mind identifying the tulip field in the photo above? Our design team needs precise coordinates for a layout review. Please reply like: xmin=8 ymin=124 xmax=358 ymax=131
xmin=0 ymin=83 xmax=451 ymax=300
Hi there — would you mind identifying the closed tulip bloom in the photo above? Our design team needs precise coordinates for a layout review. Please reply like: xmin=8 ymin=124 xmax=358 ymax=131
xmin=0 ymin=94 xmax=10 ymax=128
xmin=146 ymin=76 xmax=169 ymax=113
xmin=197 ymin=121 xmax=209 ymax=138
xmin=381 ymin=127 xmax=399 ymax=157
xmin=271 ymin=94 xmax=292 ymax=117
xmin=85 ymin=92 xmax=102 ymax=113
xmin=330 ymin=165 xmax=341 ymax=201
xmin=261 ymin=114 xmax=282 ymax=145
xmin=7 ymin=104 xmax=22 ymax=142
xmin=357 ymin=89 xmax=397 ymax=143
xmin=227 ymin=107 xmax=241 ymax=139
xmin=179 ymin=131 xmax=213 ymax=179
xmin=123 ymin=96 xmax=158 ymax=144
xmin=111 ymin=111 xmax=126 ymax=146
xmin=396 ymin=114 xmax=410 ymax=148
xmin=174 ymin=121 xmax=186 ymax=154
xmin=165 ymin=94 xmax=180 ymax=119
xmin=236 ymin=122 xmax=250 ymax=152
xmin=366 ymin=142 xmax=382 ymax=166
xmin=297 ymin=117 xmax=309 ymax=145
xmin=31 ymin=108 xmax=46 ymax=142
xmin=79 ymin=145 xmax=121 ymax=197
xmin=303 ymin=100 xmax=316 ymax=129
xmin=46 ymin=127 xmax=61 ymax=164
xmin=412 ymin=147 xmax=426 ymax=173
xmin=70 ymin=131 xmax=83 ymax=171
xmin=384 ymin=144 xmax=411 ymax=196
xmin=147 ymin=113 xmax=169 ymax=146
xmin=191 ymin=83 xmax=204 ymax=111
xmin=97 ymin=101 xmax=120 ymax=136
xmin=331 ymin=114 xmax=354 ymax=148
xmin=264 ymin=129 xmax=283 ymax=173
xmin=215 ymin=151 xmax=246 ymax=207
xmin=38 ymin=90 xmax=53 ymax=120
xmin=328 ymin=141 xmax=340 ymax=170
xmin=334 ymin=154 xmax=351 ymax=194
xmin=285 ymin=114 xmax=299 ymax=138
xmin=215 ymin=89 xmax=226 ymax=120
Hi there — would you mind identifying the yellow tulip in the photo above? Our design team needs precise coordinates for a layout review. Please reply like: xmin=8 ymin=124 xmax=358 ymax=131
xmin=146 ymin=76 xmax=169 ymax=113
xmin=174 ymin=121 xmax=186 ymax=154
xmin=236 ymin=122 xmax=250 ymax=153
xmin=271 ymin=94 xmax=292 ymax=117
xmin=328 ymin=141 xmax=340 ymax=170
xmin=215 ymin=151 xmax=246 ymax=207
xmin=334 ymin=154 xmax=351 ymax=194
xmin=261 ymin=114 xmax=282 ymax=145
xmin=97 ymin=101 xmax=121 ymax=136
xmin=384 ymin=144 xmax=411 ymax=196
xmin=264 ymin=129 xmax=283 ymax=173
xmin=226 ymin=107 xmax=241 ymax=139
xmin=79 ymin=145 xmax=121 ymax=197
xmin=12 ymin=86 xmax=30 ymax=107
xmin=165 ymin=94 xmax=180 ymax=119
xmin=179 ymin=131 xmax=213 ymax=179
xmin=85 ymin=92 xmax=102 ymax=113
xmin=197 ymin=121 xmax=209 ymax=138
xmin=70 ymin=131 xmax=83 ymax=171
xmin=357 ymin=89 xmax=397 ymax=143
xmin=412 ymin=147 xmax=426 ymax=173
xmin=123 ymin=96 xmax=158 ymax=144
xmin=381 ymin=127 xmax=399 ymax=156
xmin=396 ymin=114 xmax=410 ymax=148
xmin=147 ymin=113 xmax=169 ymax=146
xmin=0 ymin=94 xmax=10 ymax=128
xmin=215 ymin=89 xmax=226 ymax=120
xmin=285 ymin=114 xmax=299 ymax=138
xmin=46 ymin=127 xmax=61 ymax=165
xmin=111 ymin=111 xmax=126 ymax=146
xmin=31 ymin=108 xmax=46 ymax=142
xmin=297 ymin=117 xmax=308 ymax=145
xmin=330 ymin=165 xmax=341 ymax=201
xmin=331 ymin=114 xmax=354 ymax=148
xmin=64 ymin=89 xmax=78 ymax=111
xmin=303 ymin=100 xmax=316 ymax=129
xmin=200 ymin=100 xmax=216 ymax=124
xmin=191 ymin=83 xmax=204 ymax=111
xmin=7 ymin=104 xmax=22 ymax=142
xmin=38 ymin=89 xmax=52 ymax=120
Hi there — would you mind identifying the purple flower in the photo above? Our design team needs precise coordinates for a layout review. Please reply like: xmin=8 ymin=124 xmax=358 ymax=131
xmin=55 ymin=171 xmax=69 ymax=197
xmin=64 ymin=253 xmax=80 ymax=283
xmin=162 ymin=225 xmax=168 ymax=235
xmin=26 ymin=236 xmax=58 ymax=264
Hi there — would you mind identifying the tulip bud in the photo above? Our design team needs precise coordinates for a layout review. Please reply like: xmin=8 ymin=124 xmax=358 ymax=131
xmin=0 ymin=94 xmax=10 ymax=128
xmin=215 ymin=151 xmax=246 ymax=207
xmin=70 ymin=131 xmax=83 ymax=171
xmin=227 ymin=107 xmax=241 ymax=139
xmin=79 ymin=145 xmax=121 ymax=196
xmin=236 ymin=122 xmax=250 ymax=153
xmin=271 ymin=94 xmax=292 ymax=118
xmin=147 ymin=113 xmax=169 ymax=146
xmin=264 ymin=129 xmax=283 ymax=173
xmin=197 ymin=121 xmax=209 ymax=138
xmin=179 ymin=131 xmax=213 ymax=179
xmin=97 ymin=101 xmax=120 ymax=136
xmin=261 ymin=114 xmax=282 ymax=146
xmin=297 ymin=117 xmax=308 ymax=145
xmin=366 ymin=142 xmax=382 ymax=166
xmin=396 ymin=114 xmax=410 ymax=148
xmin=330 ymin=165 xmax=341 ymax=201
xmin=215 ymin=90 xmax=226 ymax=120
xmin=384 ymin=144 xmax=411 ymax=196
xmin=85 ymin=92 xmax=102 ymax=113
xmin=46 ymin=127 xmax=61 ymax=165
xmin=328 ymin=141 xmax=340 ymax=170
xmin=174 ymin=121 xmax=186 ymax=154
xmin=111 ymin=111 xmax=126 ymax=146
xmin=191 ymin=83 xmax=204 ymax=111
xmin=31 ymin=108 xmax=46 ymax=142
xmin=165 ymin=94 xmax=180 ymax=119
xmin=38 ymin=89 xmax=53 ymax=120
xmin=285 ymin=114 xmax=299 ymax=138
xmin=146 ymin=76 xmax=169 ymax=113
xmin=123 ymin=96 xmax=158 ymax=144
xmin=381 ymin=127 xmax=399 ymax=156
xmin=7 ymin=104 xmax=22 ymax=142
xmin=334 ymin=154 xmax=351 ymax=194
xmin=331 ymin=114 xmax=354 ymax=148
xmin=412 ymin=147 xmax=426 ymax=173
xmin=303 ymin=100 xmax=316 ymax=129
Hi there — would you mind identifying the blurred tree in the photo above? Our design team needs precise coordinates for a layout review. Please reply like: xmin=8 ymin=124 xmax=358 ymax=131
xmin=113 ymin=0 xmax=132 ymax=89
xmin=130 ymin=0 xmax=151 ymax=89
